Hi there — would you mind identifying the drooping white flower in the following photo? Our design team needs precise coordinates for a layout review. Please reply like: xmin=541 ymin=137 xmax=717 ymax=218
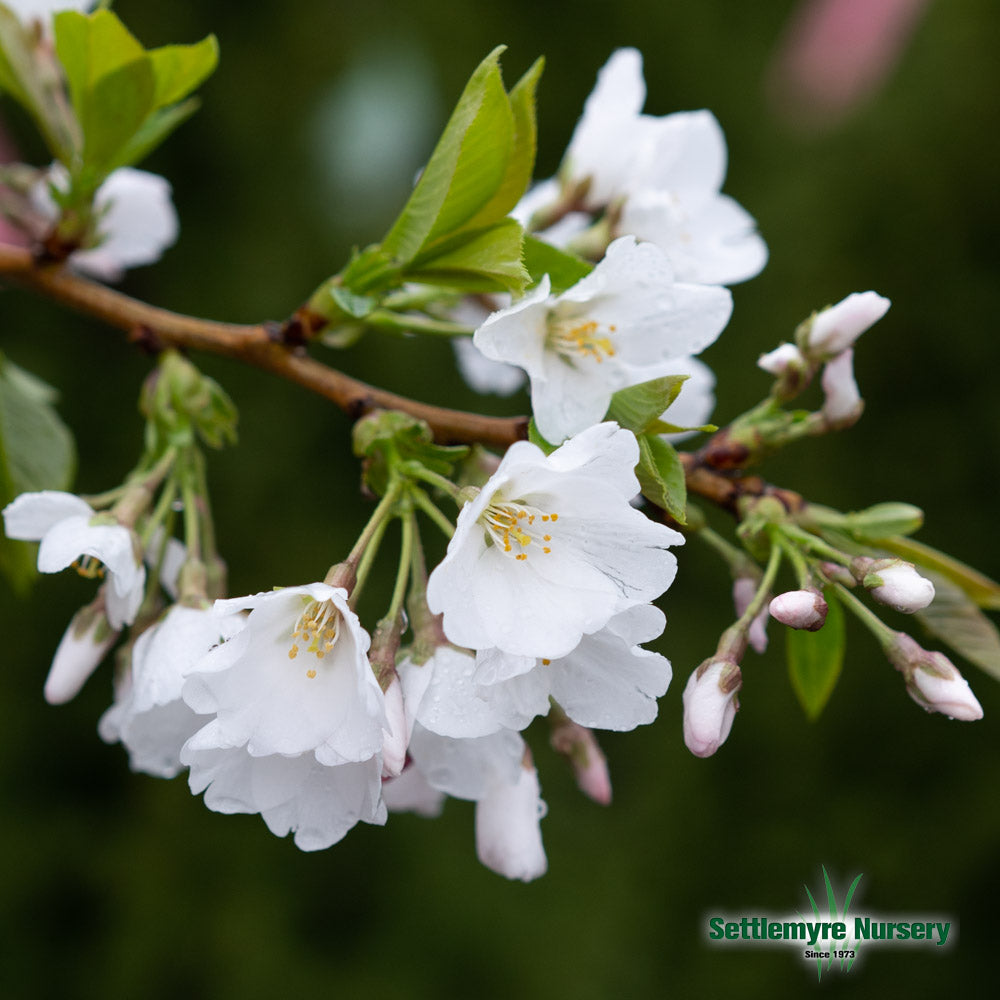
xmin=804 ymin=291 xmax=890 ymax=358
xmin=473 ymin=237 xmax=732 ymax=443
xmin=470 ymin=604 xmax=672 ymax=734
xmin=682 ymin=658 xmax=741 ymax=758
xmin=3 ymin=490 xmax=145 ymax=629
xmin=182 ymin=745 xmax=387 ymax=851
xmin=45 ymin=599 xmax=119 ymax=704
xmin=426 ymin=422 xmax=683 ymax=659
xmin=405 ymin=723 xmax=547 ymax=881
xmin=32 ymin=166 xmax=178 ymax=281
xmin=99 ymin=604 xmax=245 ymax=778
xmin=182 ymin=583 xmax=385 ymax=764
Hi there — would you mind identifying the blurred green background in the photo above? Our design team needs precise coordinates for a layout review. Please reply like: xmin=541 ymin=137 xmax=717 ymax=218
xmin=2 ymin=0 xmax=1000 ymax=996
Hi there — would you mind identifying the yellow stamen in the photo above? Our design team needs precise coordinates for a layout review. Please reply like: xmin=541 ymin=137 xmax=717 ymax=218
xmin=547 ymin=316 xmax=618 ymax=364
xmin=481 ymin=498 xmax=561 ymax=565
xmin=72 ymin=556 xmax=106 ymax=580
xmin=306 ymin=669 xmax=317 ymax=679
xmin=289 ymin=598 xmax=341 ymax=662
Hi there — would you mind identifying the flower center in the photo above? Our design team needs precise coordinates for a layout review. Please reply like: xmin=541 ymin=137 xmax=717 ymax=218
xmin=547 ymin=315 xmax=617 ymax=364
xmin=288 ymin=599 xmax=340 ymax=676
xmin=481 ymin=499 xmax=558 ymax=562
xmin=72 ymin=555 xmax=106 ymax=580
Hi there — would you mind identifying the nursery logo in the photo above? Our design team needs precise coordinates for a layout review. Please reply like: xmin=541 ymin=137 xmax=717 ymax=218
xmin=705 ymin=866 xmax=955 ymax=981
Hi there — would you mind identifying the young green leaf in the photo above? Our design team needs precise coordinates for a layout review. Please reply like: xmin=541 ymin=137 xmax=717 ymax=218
xmin=635 ymin=433 xmax=686 ymax=523
xmin=521 ymin=232 xmax=592 ymax=294
xmin=915 ymin=573 xmax=1000 ymax=680
xmin=381 ymin=47 xmax=512 ymax=264
xmin=0 ymin=353 xmax=77 ymax=593
xmin=607 ymin=376 xmax=689 ymax=434
xmin=407 ymin=218 xmax=528 ymax=295
xmin=148 ymin=36 xmax=219 ymax=109
xmin=786 ymin=588 xmax=845 ymax=720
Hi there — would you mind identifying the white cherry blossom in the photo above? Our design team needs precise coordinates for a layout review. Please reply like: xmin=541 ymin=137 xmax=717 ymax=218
xmin=182 ymin=583 xmax=385 ymax=764
xmin=426 ymin=422 xmax=683 ymax=659
xmin=33 ymin=166 xmax=179 ymax=281
xmin=473 ymin=237 xmax=732 ymax=443
xmin=3 ymin=490 xmax=145 ymax=628
xmin=804 ymin=291 xmax=890 ymax=358
xmin=45 ymin=600 xmax=118 ymax=704
xmin=99 ymin=604 xmax=245 ymax=778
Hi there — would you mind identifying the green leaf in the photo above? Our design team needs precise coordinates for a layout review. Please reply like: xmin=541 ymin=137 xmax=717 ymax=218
xmin=521 ymin=232 xmax=592 ymax=294
xmin=607 ymin=376 xmax=690 ymax=434
xmin=329 ymin=286 xmax=377 ymax=319
xmin=109 ymin=98 xmax=199 ymax=171
xmin=915 ymin=573 xmax=1000 ymax=680
xmin=407 ymin=218 xmax=528 ymax=295
xmin=0 ymin=354 xmax=76 ymax=594
xmin=786 ymin=588 xmax=845 ymax=720
xmin=148 ymin=35 xmax=218 ymax=109
xmin=635 ymin=434 xmax=686 ymax=523
xmin=877 ymin=535 xmax=1000 ymax=610
xmin=461 ymin=57 xmax=543 ymax=233
xmin=382 ymin=47 xmax=512 ymax=264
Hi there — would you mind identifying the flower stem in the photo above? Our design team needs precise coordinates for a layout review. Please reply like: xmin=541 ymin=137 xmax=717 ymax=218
xmin=386 ymin=507 xmax=415 ymax=624
xmin=365 ymin=310 xmax=474 ymax=338
xmin=346 ymin=479 xmax=404 ymax=569
xmin=398 ymin=462 xmax=464 ymax=502
xmin=411 ymin=486 xmax=455 ymax=539
xmin=781 ymin=523 xmax=854 ymax=566
xmin=831 ymin=582 xmax=896 ymax=649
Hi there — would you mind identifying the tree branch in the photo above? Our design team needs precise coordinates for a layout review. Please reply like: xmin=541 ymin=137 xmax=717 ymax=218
xmin=0 ymin=242 xmax=527 ymax=449
xmin=0 ymin=241 xmax=796 ymax=513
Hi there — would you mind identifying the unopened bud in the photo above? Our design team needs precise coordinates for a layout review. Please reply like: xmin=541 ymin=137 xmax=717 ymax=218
xmin=682 ymin=659 xmax=742 ymax=758
xmin=380 ymin=673 xmax=407 ymax=778
xmin=769 ymin=588 xmax=828 ymax=631
xmin=732 ymin=576 xmax=769 ymax=654
xmin=821 ymin=349 xmax=863 ymax=427
xmin=819 ymin=561 xmax=855 ymax=587
xmin=549 ymin=713 xmax=612 ymax=805
xmin=803 ymin=291 xmax=891 ymax=358
xmin=758 ymin=342 xmax=807 ymax=376
xmin=887 ymin=634 xmax=983 ymax=721
xmin=854 ymin=557 xmax=935 ymax=613
xmin=475 ymin=759 xmax=548 ymax=882
xmin=45 ymin=602 xmax=119 ymax=704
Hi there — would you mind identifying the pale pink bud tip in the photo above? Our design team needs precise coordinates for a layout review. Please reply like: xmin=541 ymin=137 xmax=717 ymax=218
xmin=768 ymin=589 xmax=828 ymax=631
xmin=380 ymin=676 xmax=407 ymax=778
xmin=757 ymin=342 xmax=806 ymax=375
xmin=908 ymin=664 xmax=984 ymax=722
xmin=865 ymin=561 xmax=935 ymax=613
xmin=475 ymin=766 xmax=548 ymax=882
xmin=682 ymin=660 xmax=741 ymax=758
xmin=577 ymin=749 xmax=612 ymax=806
xmin=807 ymin=291 xmax=890 ymax=357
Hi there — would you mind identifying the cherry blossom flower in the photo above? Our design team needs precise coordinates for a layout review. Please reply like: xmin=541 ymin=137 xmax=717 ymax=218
xmin=530 ymin=48 xmax=767 ymax=285
xmin=182 ymin=583 xmax=385 ymax=764
xmin=426 ymin=422 xmax=683 ymax=659
xmin=3 ymin=490 xmax=145 ymax=629
xmin=99 ymin=604 xmax=244 ymax=778
xmin=32 ymin=166 xmax=179 ymax=281
xmin=473 ymin=237 xmax=732 ymax=443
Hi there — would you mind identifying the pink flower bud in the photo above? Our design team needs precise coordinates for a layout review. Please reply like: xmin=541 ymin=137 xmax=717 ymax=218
xmin=475 ymin=763 xmax=548 ymax=881
xmin=806 ymin=291 xmax=890 ymax=357
xmin=857 ymin=558 xmax=935 ymax=613
xmin=757 ymin=342 xmax=806 ymax=375
xmin=768 ymin=588 xmax=828 ymax=631
xmin=682 ymin=659 xmax=741 ymax=758
xmin=733 ymin=576 xmax=769 ymax=654
xmin=908 ymin=659 xmax=983 ymax=721
xmin=820 ymin=349 xmax=863 ymax=426
xmin=549 ymin=715 xmax=612 ymax=805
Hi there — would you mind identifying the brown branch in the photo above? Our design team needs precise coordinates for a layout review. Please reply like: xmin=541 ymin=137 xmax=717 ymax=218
xmin=0 ymin=241 xmax=796 ymax=512
xmin=0 ymin=242 xmax=527 ymax=449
